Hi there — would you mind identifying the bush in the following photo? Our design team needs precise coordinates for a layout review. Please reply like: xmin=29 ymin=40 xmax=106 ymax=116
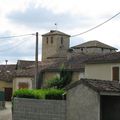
xmin=45 ymin=89 xmax=65 ymax=100
xmin=46 ymin=66 xmax=72 ymax=89
xmin=13 ymin=89 xmax=65 ymax=100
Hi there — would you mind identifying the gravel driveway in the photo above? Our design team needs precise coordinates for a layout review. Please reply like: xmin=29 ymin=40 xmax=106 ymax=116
xmin=0 ymin=102 xmax=12 ymax=120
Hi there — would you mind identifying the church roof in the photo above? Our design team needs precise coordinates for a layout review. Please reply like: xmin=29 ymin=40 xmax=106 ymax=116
xmin=71 ymin=40 xmax=117 ymax=50
xmin=42 ymin=30 xmax=70 ymax=37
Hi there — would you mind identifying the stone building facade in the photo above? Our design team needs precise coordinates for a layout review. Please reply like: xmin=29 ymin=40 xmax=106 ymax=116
xmin=42 ymin=30 xmax=70 ymax=61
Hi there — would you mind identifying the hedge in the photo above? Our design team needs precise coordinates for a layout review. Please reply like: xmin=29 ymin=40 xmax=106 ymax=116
xmin=13 ymin=89 xmax=65 ymax=100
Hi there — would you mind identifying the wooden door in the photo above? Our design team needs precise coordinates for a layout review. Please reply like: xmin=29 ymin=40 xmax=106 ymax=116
xmin=4 ymin=88 xmax=12 ymax=101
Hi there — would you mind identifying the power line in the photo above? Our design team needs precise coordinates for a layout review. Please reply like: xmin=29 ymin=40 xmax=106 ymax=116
xmin=0 ymin=33 xmax=35 ymax=39
xmin=0 ymin=40 xmax=25 ymax=52
xmin=71 ymin=11 xmax=120 ymax=37
xmin=0 ymin=37 xmax=33 ymax=52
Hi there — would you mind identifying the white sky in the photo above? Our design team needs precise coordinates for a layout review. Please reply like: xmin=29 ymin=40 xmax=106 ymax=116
xmin=0 ymin=0 xmax=120 ymax=63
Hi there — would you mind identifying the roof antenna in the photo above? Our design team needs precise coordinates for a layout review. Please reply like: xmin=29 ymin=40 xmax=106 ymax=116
xmin=5 ymin=60 xmax=8 ymax=65
xmin=5 ymin=60 xmax=8 ymax=69
xmin=54 ymin=23 xmax=58 ymax=30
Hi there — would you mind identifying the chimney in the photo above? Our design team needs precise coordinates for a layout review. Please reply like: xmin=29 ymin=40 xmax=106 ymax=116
xmin=5 ymin=60 xmax=8 ymax=65
xmin=5 ymin=60 xmax=8 ymax=69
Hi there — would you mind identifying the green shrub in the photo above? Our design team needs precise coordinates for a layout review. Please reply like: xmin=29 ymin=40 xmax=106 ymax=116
xmin=13 ymin=89 xmax=65 ymax=100
xmin=46 ymin=65 xmax=72 ymax=89
xmin=45 ymin=89 xmax=65 ymax=100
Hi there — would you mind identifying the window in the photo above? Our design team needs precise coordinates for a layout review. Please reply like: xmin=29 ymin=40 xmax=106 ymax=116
xmin=101 ymin=48 xmax=104 ymax=52
xmin=18 ymin=82 xmax=29 ymax=89
xmin=46 ymin=37 xmax=48 ymax=44
xmin=81 ymin=48 xmax=83 ymax=52
xmin=61 ymin=37 xmax=63 ymax=44
xmin=112 ymin=67 xmax=119 ymax=81
xmin=51 ymin=37 xmax=53 ymax=44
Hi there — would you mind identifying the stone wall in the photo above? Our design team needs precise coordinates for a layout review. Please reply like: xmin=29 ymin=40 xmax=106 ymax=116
xmin=13 ymin=98 xmax=66 ymax=120
xmin=66 ymin=84 xmax=100 ymax=120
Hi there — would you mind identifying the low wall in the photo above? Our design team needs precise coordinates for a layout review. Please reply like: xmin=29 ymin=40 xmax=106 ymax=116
xmin=13 ymin=98 xmax=66 ymax=120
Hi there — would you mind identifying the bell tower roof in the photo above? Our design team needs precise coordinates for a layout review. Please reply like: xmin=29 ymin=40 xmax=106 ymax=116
xmin=42 ymin=30 xmax=70 ymax=37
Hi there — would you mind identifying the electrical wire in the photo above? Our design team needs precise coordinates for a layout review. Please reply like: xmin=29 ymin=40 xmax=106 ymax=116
xmin=0 ymin=37 xmax=34 ymax=52
xmin=0 ymin=40 xmax=25 ymax=52
xmin=71 ymin=11 xmax=120 ymax=37
xmin=0 ymin=33 xmax=35 ymax=39
xmin=0 ymin=10 xmax=119 ymax=52
xmin=0 ymin=33 xmax=35 ymax=47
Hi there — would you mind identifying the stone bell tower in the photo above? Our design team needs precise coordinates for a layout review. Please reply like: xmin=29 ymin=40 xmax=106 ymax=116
xmin=42 ymin=30 xmax=70 ymax=61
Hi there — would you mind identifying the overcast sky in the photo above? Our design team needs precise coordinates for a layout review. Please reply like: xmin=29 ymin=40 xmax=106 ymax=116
xmin=0 ymin=0 xmax=120 ymax=64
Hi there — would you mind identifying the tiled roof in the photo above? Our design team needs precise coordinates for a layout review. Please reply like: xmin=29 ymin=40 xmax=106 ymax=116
xmin=42 ymin=53 xmax=94 ymax=72
xmin=16 ymin=60 xmax=35 ymax=69
xmin=67 ymin=53 xmax=96 ymax=70
xmin=14 ymin=53 xmax=100 ymax=77
xmin=42 ymin=30 xmax=70 ymax=37
xmin=71 ymin=40 xmax=117 ymax=50
xmin=14 ymin=68 xmax=35 ymax=77
xmin=0 ymin=64 xmax=16 ymax=82
xmin=0 ymin=64 xmax=16 ymax=71
xmin=66 ymin=78 xmax=120 ymax=93
xmin=14 ymin=59 xmax=60 ymax=77
xmin=85 ymin=52 xmax=120 ymax=64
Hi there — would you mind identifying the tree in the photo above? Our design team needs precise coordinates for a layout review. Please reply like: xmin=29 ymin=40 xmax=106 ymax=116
xmin=46 ymin=65 xmax=72 ymax=89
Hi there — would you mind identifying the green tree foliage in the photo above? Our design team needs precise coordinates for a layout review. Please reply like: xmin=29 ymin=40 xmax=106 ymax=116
xmin=46 ymin=65 xmax=72 ymax=89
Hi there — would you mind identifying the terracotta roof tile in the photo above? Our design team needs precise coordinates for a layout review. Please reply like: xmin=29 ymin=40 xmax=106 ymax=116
xmin=16 ymin=60 xmax=35 ymax=69
xmin=85 ymin=52 xmax=120 ymax=64
xmin=66 ymin=78 xmax=120 ymax=93
xmin=0 ymin=64 xmax=16 ymax=82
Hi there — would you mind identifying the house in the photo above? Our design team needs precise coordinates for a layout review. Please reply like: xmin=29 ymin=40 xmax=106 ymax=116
xmin=13 ymin=68 xmax=35 ymax=93
xmin=0 ymin=60 xmax=37 ymax=101
xmin=13 ymin=59 xmax=60 ymax=92
xmin=12 ymin=60 xmax=36 ymax=92
xmin=85 ymin=52 xmax=120 ymax=81
xmin=66 ymin=78 xmax=120 ymax=120
xmin=0 ymin=64 xmax=16 ymax=101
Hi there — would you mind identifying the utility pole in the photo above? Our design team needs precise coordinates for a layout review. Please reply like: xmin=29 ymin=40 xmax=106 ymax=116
xmin=35 ymin=32 xmax=38 ymax=89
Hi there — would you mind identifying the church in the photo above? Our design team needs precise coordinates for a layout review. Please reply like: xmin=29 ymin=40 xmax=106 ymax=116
xmin=42 ymin=30 xmax=117 ymax=61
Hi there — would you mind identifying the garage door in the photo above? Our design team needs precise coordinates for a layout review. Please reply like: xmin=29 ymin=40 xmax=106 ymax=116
xmin=101 ymin=96 xmax=120 ymax=120
xmin=4 ymin=88 xmax=12 ymax=101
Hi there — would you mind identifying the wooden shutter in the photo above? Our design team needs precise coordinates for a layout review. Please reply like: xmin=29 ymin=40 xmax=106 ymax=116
xmin=18 ymin=82 xmax=29 ymax=89
xmin=112 ymin=67 xmax=119 ymax=81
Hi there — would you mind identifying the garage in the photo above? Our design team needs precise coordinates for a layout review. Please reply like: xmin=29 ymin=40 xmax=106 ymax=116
xmin=66 ymin=79 xmax=120 ymax=120
xmin=101 ymin=95 xmax=120 ymax=120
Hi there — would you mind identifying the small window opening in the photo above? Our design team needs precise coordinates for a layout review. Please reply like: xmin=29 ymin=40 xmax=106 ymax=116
xmin=101 ymin=48 xmax=104 ymax=52
xmin=51 ymin=37 xmax=53 ymax=44
xmin=61 ymin=37 xmax=63 ymax=44
xmin=46 ymin=37 xmax=48 ymax=44
xmin=81 ymin=48 xmax=83 ymax=52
